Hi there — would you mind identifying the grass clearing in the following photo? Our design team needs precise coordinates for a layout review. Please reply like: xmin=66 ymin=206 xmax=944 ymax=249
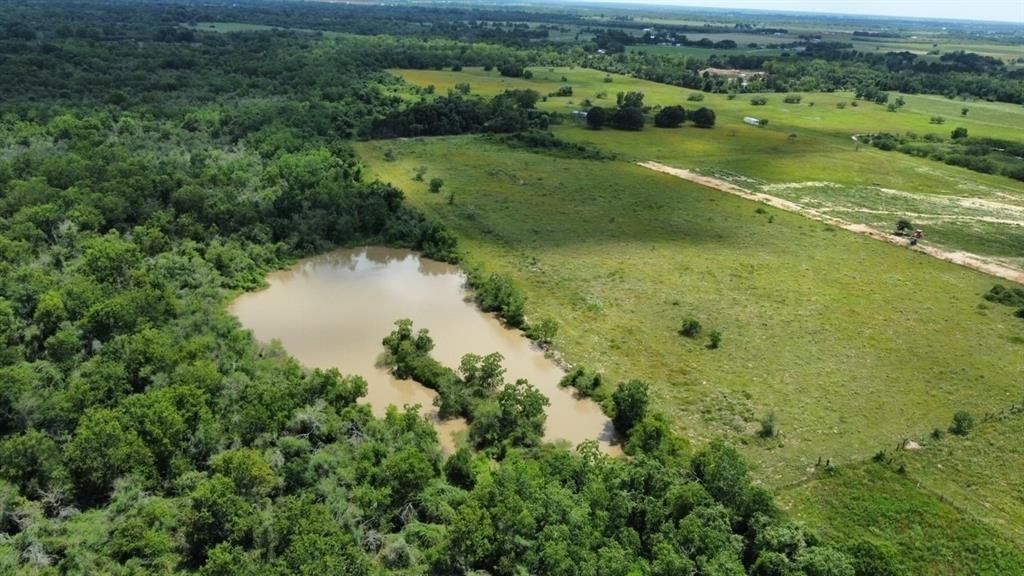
xmin=779 ymin=457 xmax=1024 ymax=575
xmin=356 ymin=136 xmax=1024 ymax=481
xmin=356 ymin=135 xmax=1024 ymax=570
xmin=392 ymin=67 xmax=1024 ymax=264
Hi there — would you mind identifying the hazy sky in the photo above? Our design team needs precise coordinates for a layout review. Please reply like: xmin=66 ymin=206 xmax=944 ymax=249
xmin=582 ymin=0 xmax=1024 ymax=23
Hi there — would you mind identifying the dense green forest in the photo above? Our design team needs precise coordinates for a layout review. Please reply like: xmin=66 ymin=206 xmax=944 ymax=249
xmin=0 ymin=0 xmax=1016 ymax=574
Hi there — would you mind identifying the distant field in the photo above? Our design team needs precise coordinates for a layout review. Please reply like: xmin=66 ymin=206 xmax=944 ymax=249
xmin=626 ymin=44 xmax=784 ymax=58
xmin=187 ymin=21 xmax=349 ymax=37
xmin=847 ymin=36 xmax=1024 ymax=62
xmin=393 ymin=67 xmax=1024 ymax=266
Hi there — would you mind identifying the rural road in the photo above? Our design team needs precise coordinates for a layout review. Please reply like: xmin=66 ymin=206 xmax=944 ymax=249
xmin=638 ymin=161 xmax=1024 ymax=285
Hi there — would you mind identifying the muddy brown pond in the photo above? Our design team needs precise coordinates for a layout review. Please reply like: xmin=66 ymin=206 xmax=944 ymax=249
xmin=230 ymin=246 xmax=619 ymax=453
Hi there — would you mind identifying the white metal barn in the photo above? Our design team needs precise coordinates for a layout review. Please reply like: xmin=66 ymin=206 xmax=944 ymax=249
xmin=743 ymin=117 xmax=761 ymax=126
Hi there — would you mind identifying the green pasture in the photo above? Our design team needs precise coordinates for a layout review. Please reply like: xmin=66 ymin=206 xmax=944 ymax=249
xmin=626 ymin=44 xmax=785 ymax=58
xmin=780 ymin=452 xmax=1024 ymax=575
xmin=356 ymin=136 xmax=1024 ymax=481
xmin=187 ymin=21 xmax=349 ymax=37
xmin=392 ymin=67 xmax=1024 ymax=263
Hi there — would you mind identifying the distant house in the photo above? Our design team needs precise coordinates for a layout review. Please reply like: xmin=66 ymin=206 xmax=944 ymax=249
xmin=743 ymin=117 xmax=761 ymax=126
xmin=572 ymin=110 xmax=589 ymax=121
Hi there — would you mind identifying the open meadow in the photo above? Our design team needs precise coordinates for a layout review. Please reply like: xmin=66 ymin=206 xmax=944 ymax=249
xmin=356 ymin=134 xmax=1024 ymax=572
xmin=394 ymin=66 xmax=1024 ymax=267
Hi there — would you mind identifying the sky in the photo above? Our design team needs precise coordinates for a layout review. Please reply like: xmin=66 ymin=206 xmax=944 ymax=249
xmin=578 ymin=0 xmax=1024 ymax=23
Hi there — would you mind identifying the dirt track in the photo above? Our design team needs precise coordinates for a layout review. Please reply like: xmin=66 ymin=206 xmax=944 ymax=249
xmin=638 ymin=161 xmax=1024 ymax=285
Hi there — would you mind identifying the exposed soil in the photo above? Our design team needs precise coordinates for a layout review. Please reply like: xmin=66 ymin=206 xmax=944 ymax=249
xmin=638 ymin=161 xmax=1024 ymax=285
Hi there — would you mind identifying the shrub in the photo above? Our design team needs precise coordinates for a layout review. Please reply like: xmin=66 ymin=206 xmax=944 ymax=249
xmin=783 ymin=94 xmax=802 ymax=104
xmin=951 ymin=126 xmax=968 ymax=139
xmin=757 ymin=412 xmax=777 ymax=438
xmin=498 ymin=63 xmax=525 ymax=78
xmin=983 ymin=284 xmax=1024 ymax=307
xmin=612 ymin=380 xmax=649 ymax=434
xmin=654 ymin=105 xmax=687 ymax=128
xmin=524 ymin=317 xmax=557 ymax=345
xmin=687 ymin=93 xmax=705 ymax=102
xmin=690 ymin=107 xmax=716 ymax=128
xmin=603 ymin=75 xmax=613 ymax=83
xmin=469 ymin=272 xmax=526 ymax=328
xmin=895 ymin=219 xmax=913 ymax=233
xmin=929 ymin=116 xmax=945 ymax=124
xmin=413 ymin=166 xmax=427 ymax=181
xmin=750 ymin=96 xmax=768 ymax=106
xmin=548 ymin=85 xmax=572 ymax=97
xmin=836 ymin=102 xmax=847 ymax=109
xmin=707 ymin=329 xmax=722 ymax=349
xmin=586 ymin=106 xmax=607 ymax=129
xmin=559 ymin=366 xmax=603 ymax=397
xmin=949 ymin=410 xmax=974 ymax=436
xmin=679 ymin=317 xmax=702 ymax=338
xmin=428 ymin=178 xmax=444 ymax=194
xmin=611 ymin=106 xmax=645 ymax=131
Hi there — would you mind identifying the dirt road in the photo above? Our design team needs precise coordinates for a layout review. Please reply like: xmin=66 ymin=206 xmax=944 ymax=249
xmin=638 ymin=161 xmax=1024 ymax=285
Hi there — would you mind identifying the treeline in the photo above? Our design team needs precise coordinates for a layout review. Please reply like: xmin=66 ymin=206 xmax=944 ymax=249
xmin=579 ymin=46 xmax=1023 ymax=104
xmin=368 ymin=89 xmax=552 ymax=138
xmin=584 ymin=92 xmax=716 ymax=130
xmin=865 ymin=131 xmax=1024 ymax=181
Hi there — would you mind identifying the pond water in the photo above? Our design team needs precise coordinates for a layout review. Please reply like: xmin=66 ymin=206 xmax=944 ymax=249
xmin=230 ymin=246 xmax=619 ymax=453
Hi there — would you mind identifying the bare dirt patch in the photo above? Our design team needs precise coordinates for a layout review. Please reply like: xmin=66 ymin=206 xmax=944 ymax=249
xmin=638 ymin=161 xmax=1024 ymax=285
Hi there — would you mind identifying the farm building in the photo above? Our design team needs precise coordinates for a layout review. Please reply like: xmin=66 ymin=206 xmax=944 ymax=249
xmin=744 ymin=117 xmax=761 ymax=126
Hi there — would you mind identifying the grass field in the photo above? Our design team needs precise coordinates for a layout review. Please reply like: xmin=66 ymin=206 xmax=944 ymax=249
xmin=626 ymin=44 xmax=785 ymax=58
xmin=355 ymin=136 xmax=1024 ymax=476
xmin=187 ymin=21 xmax=350 ymax=37
xmin=392 ymin=67 xmax=1024 ymax=266
xmin=355 ymin=135 xmax=1024 ymax=571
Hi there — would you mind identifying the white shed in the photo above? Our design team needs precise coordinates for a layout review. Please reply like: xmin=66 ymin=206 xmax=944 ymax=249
xmin=743 ymin=116 xmax=761 ymax=126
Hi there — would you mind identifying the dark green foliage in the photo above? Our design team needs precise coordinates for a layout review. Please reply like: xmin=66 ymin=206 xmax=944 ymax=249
xmin=611 ymin=379 xmax=649 ymax=434
xmin=983 ymin=284 xmax=1024 ymax=307
xmin=610 ymin=106 xmax=645 ymax=130
xmin=549 ymin=85 xmax=573 ymax=97
xmin=949 ymin=410 xmax=975 ymax=436
xmin=0 ymin=3 xmax=860 ymax=574
xmin=758 ymin=412 xmax=777 ymax=438
xmin=587 ymin=106 xmax=608 ymax=129
xmin=783 ymin=94 xmax=803 ymax=104
xmin=654 ymin=105 xmax=687 ymax=128
xmin=707 ymin=329 xmax=723 ymax=349
xmin=470 ymin=378 xmax=549 ymax=452
xmin=951 ymin=127 xmax=968 ymax=139
xmin=492 ymin=130 xmax=613 ymax=160
xmin=680 ymin=317 xmax=703 ymax=337
xmin=524 ymin=317 xmax=559 ymax=345
xmin=560 ymin=365 xmax=604 ymax=398
xmin=428 ymin=177 xmax=445 ymax=193
xmin=845 ymin=539 xmax=907 ymax=576
xmin=469 ymin=271 xmax=527 ymax=327
xmin=751 ymin=96 xmax=768 ymax=105
xmin=691 ymin=107 xmax=717 ymax=128
xmin=444 ymin=446 xmax=477 ymax=489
